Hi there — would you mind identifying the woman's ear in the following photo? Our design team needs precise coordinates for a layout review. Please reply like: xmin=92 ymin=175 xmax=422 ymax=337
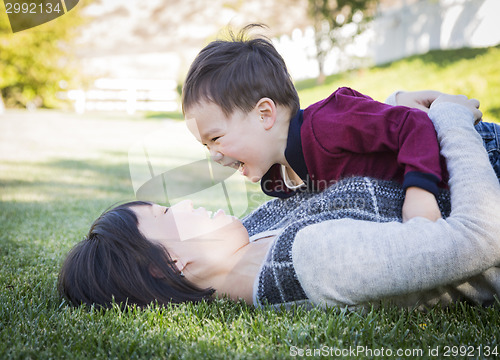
xmin=148 ymin=264 xmax=165 ymax=279
xmin=256 ymin=98 xmax=277 ymax=130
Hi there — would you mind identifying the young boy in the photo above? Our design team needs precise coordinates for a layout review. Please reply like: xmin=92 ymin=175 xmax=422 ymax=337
xmin=182 ymin=28 xmax=485 ymax=222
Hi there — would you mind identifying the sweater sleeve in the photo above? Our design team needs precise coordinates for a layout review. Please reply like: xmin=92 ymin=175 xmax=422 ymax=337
xmin=292 ymin=103 xmax=500 ymax=308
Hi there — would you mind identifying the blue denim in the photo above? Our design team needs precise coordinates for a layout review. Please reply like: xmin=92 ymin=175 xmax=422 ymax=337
xmin=475 ymin=121 xmax=500 ymax=180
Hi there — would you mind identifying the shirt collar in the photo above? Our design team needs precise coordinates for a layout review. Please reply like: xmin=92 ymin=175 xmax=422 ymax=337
xmin=284 ymin=109 xmax=308 ymax=181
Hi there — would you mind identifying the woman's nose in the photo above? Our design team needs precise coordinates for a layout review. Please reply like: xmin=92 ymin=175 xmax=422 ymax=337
xmin=210 ymin=150 xmax=223 ymax=163
xmin=175 ymin=199 xmax=193 ymax=211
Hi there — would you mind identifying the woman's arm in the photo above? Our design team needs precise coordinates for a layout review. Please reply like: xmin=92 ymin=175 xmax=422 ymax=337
xmin=292 ymin=100 xmax=500 ymax=307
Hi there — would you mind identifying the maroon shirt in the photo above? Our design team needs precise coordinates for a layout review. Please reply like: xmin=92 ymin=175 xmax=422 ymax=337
xmin=261 ymin=87 xmax=447 ymax=198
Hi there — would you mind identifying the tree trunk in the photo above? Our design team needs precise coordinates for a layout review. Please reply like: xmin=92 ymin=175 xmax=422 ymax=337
xmin=314 ymin=35 xmax=327 ymax=85
xmin=313 ymin=21 xmax=326 ymax=85
xmin=0 ymin=92 xmax=5 ymax=115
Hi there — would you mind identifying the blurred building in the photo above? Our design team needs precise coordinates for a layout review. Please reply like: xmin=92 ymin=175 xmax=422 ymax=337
xmin=70 ymin=0 xmax=308 ymax=113
xmin=69 ymin=0 xmax=500 ymax=113
xmin=372 ymin=0 xmax=500 ymax=64
xmin=276 ymin=0 xmax=500 ymax=78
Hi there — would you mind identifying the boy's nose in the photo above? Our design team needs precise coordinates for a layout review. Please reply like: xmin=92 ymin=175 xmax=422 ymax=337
xmin=210 ymin=151 xmax=223 ymax=163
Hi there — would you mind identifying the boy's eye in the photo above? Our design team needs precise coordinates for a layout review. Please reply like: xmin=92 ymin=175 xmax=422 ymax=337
xmin=202 ymin=136 xmax=221 ymax=148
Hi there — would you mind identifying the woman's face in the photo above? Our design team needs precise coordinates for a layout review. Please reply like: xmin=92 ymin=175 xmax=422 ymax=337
xmin=132 ymin=200 xmax=248 ymax=246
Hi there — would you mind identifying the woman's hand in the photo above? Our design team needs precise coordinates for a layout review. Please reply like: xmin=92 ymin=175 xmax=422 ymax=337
xmin=396 ymin=91 xmax=482 ymax=124
xmin=431 ymin=94 xmax=482 ymax=124
xmin=396 ymin=90 xmax=443 ymax=112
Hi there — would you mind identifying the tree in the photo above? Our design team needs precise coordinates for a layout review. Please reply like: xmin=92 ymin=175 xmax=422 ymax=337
xmin=307 ymin=0 xmax=379 ymax=84
xmin=0 ymin=1 xmax=90 ymax=109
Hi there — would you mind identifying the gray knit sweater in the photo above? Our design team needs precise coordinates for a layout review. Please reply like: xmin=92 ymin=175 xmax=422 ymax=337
xmin=243 ymin=103 xmax=500 ymax=309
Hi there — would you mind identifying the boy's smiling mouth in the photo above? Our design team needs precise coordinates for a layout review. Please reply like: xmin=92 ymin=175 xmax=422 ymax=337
xmin=225 ymin=160 xmax=243 ymax=171
xmin=218 ymin=158 xmax=243 ymax=170
xmin=217 ymin=158 xmax=248 ymax=177
xmin=238 ymin=162 xmax=249 ymax=177
xmin=212 ymin=154 xmax=243 ymax=171
xmin=223 ymin=160 xmax=246 ymax=175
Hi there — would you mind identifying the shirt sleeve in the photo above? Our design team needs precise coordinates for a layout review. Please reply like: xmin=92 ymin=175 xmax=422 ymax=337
xmin=308 ymin=87 xmax=444 ymax=195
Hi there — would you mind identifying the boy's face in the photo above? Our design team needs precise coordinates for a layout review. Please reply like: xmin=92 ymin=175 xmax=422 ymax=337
xmin=185 ymin=101 xmax=277 ymax=183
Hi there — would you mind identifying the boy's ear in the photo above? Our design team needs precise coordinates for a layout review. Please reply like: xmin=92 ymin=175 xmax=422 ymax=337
xmin=256 ymin=98 xmax=277 ymax=130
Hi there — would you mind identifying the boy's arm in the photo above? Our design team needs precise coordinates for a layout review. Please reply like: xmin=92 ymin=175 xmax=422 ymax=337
xmin=324 ymin=88 xmax=444 ymax=195
xmin=383 ymin=91 xmax=443 ymax=222
xmin=402 ymin=187 xmax=442 ymax=222
xmin=390 ymin=91 xmax=483 ymax=222
xmin=389 ymin=91 xmax=444 ymax=222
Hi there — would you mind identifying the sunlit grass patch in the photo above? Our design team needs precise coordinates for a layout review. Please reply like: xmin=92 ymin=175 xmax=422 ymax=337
xmin=297 ymin=45 xmax=500 ymax=122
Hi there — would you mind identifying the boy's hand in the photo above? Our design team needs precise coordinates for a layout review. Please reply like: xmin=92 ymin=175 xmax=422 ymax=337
xmin=402 ymin=187 xmax=442 ymax=222
xmin=431 ymin=94 xmax=482 ymax=123
xmin=396 ymin=90 xmax=443 ymax=112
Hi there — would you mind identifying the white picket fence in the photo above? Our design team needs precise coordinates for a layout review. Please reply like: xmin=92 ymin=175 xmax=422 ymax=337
xmin=67 ymin=78 xmax=179 ymax=114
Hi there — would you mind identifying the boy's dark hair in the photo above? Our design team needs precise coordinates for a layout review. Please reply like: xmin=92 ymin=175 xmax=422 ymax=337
xmin=58 ymin=201 xmax=215 ymax=309
xmin=182 ymin=24 xmax=299 ymax=116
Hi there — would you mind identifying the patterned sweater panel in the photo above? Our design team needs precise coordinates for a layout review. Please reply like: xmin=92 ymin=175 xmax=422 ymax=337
xmin=242 ymin=177 xmax=451 ymax=306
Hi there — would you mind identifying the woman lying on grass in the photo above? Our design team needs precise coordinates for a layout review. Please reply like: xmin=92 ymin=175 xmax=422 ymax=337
xmin=59 ymin=95 xmax=500 ymax=310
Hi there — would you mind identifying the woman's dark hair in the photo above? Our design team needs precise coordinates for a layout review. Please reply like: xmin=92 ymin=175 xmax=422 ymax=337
xmin=182 ymin=24 xmax=300 ymax=116
xmin=58 ymin=201 xmax=215 ymax=308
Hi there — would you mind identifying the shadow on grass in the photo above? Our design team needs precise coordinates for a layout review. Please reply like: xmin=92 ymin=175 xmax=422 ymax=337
xmin=1 ymin=157 xmax=134 ymax=201
xmin=378 ymin=46 xmax=496 ymax=69
xmin=1 ymin=155 xmax=268 ymax=215
xmin=46 ymin=157 xmax=131 ymax=178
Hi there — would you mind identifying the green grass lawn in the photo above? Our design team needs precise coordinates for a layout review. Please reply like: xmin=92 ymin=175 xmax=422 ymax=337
xmin=2 ymin=46 xmax=500 ymax=359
